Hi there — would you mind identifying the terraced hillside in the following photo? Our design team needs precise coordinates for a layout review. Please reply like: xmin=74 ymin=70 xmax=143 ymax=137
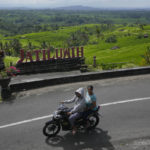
xmin=1 ymin=24 xmax=150 ymax=69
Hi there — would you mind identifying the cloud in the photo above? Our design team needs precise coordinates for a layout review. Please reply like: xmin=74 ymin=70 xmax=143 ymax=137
xmin=0 ymin=0 xmax=150 ymax=8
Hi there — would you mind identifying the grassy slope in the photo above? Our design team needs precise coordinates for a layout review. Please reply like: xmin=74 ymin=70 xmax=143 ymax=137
xmin=85 ymin=25 xmax=150 ymax=65
xmin=3 ymin=24 xmax=150 ymax=67
xmin=6 ymin=24 xmax=97 ymax=48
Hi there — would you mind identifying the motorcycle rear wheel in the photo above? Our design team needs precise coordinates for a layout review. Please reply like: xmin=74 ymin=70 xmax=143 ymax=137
xmin=43 ymin=121 xmax=60 ymax=137
xmin=88 ymin=114 xmax=99 ymax=129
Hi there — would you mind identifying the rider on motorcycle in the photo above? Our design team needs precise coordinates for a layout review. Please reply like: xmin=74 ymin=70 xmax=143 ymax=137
xmin=43 ymin=86 xmax=100 ymax=137
xmin=62 ymin=87 xmax=86 ymax=135
xmin=83 ymin=85 xmax=98 ymax=120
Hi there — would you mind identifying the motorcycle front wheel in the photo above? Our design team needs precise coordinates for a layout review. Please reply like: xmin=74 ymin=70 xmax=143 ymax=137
xmin=43 ymin=121 xmax=61 ymax=137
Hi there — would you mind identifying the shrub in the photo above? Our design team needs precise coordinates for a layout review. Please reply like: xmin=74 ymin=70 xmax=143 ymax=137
xmin=105 ymin=35 xmax=117 ymax=43
xmin=141 ymin=47 xmax=150 ymax=65
xmin=101 ymin=63 xmax=118 ymax=70
xmin=122 ymin=63 xmax=137 ymax=69
xmin=137 ymin=34 xmax=143 ymax=39
xmin=6 ymin=66 xmax=20 ymax=77
xmin=67 ymin=30 xmax=89 ymax=47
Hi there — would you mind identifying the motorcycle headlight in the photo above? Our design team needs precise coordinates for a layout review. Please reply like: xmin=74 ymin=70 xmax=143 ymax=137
xmin=53 ymin=111 xmax=58 ymax=116
xmin=53 ymin=111 xmax=61 ymax=118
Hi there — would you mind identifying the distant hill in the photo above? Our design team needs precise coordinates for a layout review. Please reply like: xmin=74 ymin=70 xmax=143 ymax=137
xmin=0 ymin=5 xmax=149 ymax=10
xmin=55 ymin=5 xmax=101 ymax=11
xmin=53 ymin=6 xmax=149 ymax=11
xmin=0 ymin=5 xmax=100 ymax=10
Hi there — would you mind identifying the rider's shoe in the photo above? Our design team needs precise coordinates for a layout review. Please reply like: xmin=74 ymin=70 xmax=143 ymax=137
xmin=72 ymin=128 xmax=77 ymax=135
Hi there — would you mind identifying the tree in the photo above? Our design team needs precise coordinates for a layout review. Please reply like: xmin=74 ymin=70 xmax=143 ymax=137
xmin=47 ymin=43 xmax=55 ymax=52
xmin=0 ymin=42 xmax=3 ymax=50
xmin=139 ymin=24 xmax=144 ymax=30
xmin=51 ymin=24 xmax=59 ymax=30
xmin=67 ymin=30 xmax=89 ymax=47
xmin=27 ymin=41 xmax=34 ymax=50
xmin=41 ymin=41 xmax=47 ymax=49
xmin=10 ymin=39 xmax=22 ymax=56
xmin=96 ymin=27 xmax=101 ymax=38
xmin=3 ymin=42 xmax=10 ymax=55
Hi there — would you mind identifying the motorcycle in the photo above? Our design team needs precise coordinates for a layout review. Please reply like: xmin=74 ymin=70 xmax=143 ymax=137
xmin=43 ymin=104 xmax=100 ymax=137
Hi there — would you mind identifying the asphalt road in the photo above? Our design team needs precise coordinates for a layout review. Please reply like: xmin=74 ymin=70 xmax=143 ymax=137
xmin=0 ymin=74 xmax=150 ymax=150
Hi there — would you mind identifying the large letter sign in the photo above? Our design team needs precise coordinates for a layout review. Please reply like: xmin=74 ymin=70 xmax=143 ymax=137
xmin=17 ymin=47 xmax=84 ymax=64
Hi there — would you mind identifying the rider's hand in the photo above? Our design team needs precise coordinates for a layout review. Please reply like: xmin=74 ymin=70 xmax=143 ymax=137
xmin=60 ymin=101 xmax=64 ymax=104
xmin=67 ymin=112 xmax=72 ymax=115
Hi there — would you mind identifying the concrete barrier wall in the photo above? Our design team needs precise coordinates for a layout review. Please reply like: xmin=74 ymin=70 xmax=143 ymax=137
xmin=10 ymin=66 xmax=150 ymax=92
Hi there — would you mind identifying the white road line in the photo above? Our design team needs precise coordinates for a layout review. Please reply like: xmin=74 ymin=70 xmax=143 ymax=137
xmin=0 ymin=115 xmax=53 ymax=129
xmin=101 ymin=97 xmax=150 ymax=106
xmin=0 ymin=97 xmax=150 ymax=129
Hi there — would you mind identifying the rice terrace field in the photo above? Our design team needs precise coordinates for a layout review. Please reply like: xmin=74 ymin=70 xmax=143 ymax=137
xmin=1 ymin=9 xmax=150 ymax=70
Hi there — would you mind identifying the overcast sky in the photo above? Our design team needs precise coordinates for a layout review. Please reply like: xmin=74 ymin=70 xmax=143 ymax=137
xmin=0 ymin=0 xmax=150 ymax=8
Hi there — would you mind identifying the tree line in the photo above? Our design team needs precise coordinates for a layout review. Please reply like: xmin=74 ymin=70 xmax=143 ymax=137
xmin=0 ymin=9 xmax=150 ymax=36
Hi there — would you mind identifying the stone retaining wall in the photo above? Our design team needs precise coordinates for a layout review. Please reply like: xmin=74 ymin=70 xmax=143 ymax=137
xmin=16 ymin=57 xmax=85 ymax=74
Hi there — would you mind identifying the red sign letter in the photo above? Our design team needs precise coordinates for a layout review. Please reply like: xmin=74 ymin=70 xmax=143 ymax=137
xmin=63 ymin=48 xmax=71 ymax=59
xmin=34 ymin=50 xmax=41 ymax=61
xmin=17 ymin=49 xmax=24 ymax=63
xmin=55 ymin=48 xmax=62 ymax=59
xmin=47 ymin=50 xmax=55 ymax=60
xmin=42 ymin=49 xmax=47 ymax=61
xmin=71 ymin=47 xmax=75 ymax=58
xmin=77 ymin=47 xmax=84 ymax=58
xmin=26 ymin=51 xmax=33 ymax=62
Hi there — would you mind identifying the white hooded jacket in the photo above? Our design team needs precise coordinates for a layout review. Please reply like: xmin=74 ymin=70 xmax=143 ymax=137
xmin=63 ymin=88 xmax=86 ymax=114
